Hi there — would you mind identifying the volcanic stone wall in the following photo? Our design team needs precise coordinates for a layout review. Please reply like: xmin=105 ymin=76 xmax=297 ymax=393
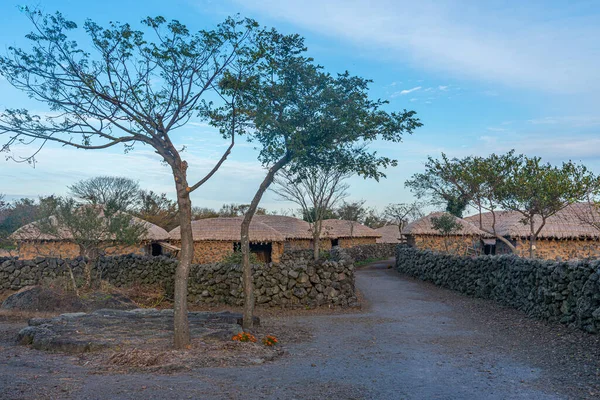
xmin=396 ymin=246 xmax=600 ymax=333
xmin=0 ymin=248 xmax=358 ymax=308
xmin=343 ymin=243 xmax=398 ymax=262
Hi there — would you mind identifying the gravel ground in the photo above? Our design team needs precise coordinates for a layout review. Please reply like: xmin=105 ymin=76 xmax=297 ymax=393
xmin=0 ymin=258 xmax=599 ymax=399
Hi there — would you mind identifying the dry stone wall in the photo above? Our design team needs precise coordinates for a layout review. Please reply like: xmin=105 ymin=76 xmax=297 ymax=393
xmin=0 ymin=248 xmax=358 ymax=308
xmin=396 ymin=246 xmax=600 ymax=333
xmin=343 ymin=243 xmax=397 ymax=263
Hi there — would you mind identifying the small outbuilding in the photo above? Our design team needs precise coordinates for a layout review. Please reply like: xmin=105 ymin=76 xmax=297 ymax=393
xmin=253 ymin=215 xmax=313 ymax=251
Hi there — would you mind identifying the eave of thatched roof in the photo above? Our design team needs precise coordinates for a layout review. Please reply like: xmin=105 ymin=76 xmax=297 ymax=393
xmin=169 ymin=217 xmax=285 ymax=242
xmin=375 ymin=225 xmax=404 ymax=243
xmin=253 ymin=215 xmax=313 ymax=239
xmin=402 ymin=212 xmax=488 ymax=236
xmin=464 ymin=203 xmax=600 ymax=239
xmin=320 ymin=219 xmax=381 ymax=239
xmin=10 ymin=214 xmax=169 ymax=241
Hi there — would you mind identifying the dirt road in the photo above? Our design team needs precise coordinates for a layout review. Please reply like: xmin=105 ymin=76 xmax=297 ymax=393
xmin=1 ymin=258 xmax=599 ymax=399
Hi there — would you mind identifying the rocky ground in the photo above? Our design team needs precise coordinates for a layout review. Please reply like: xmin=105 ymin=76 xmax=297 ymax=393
xmin=0 ymin=258 xmax=599 ymax=399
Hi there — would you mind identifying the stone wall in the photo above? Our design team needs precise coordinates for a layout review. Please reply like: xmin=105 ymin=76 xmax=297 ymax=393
xmin=343 ymin=243 xmax=398 ymax=263
xmin=0 ymin=249 xmax=358 ymax=308
xmin=395 ymin=247 xmax=600 ymax=333
xmin=407 ymin=235 xmax=480 ymax=256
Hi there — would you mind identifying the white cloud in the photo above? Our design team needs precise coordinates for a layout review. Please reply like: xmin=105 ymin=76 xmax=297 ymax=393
xmin=391 ymin=86 xmax=421 ymax=97
xmin=527 ymin=116 xmax=600 ymax=127
xmin=232 ymin=0 xmax=600 ymax=94
xmin=438 ymin=85 xmax=449 ymax=91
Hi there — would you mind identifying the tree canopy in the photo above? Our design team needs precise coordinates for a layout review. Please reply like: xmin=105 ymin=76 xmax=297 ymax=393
xmin=406 ymin=151 xmax=599 ymax=257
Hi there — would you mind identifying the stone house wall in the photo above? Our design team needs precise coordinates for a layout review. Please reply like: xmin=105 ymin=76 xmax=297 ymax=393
xmin=396 ymin=247 xmax=600 ymax=334
xmin=16 ymin=241 xmax=146 ymax=260
xmin=407 ymin=235 xmax=480 ymax=255
xmin=492 ymin=237 xmax=600 ymax=260
xmin=190 ymin=240 xmax=234 ymax=264
xmin=284 ymin=239 xmax=312 ymax=251
xmin=338 ymin=237 xmax=377 ymax=248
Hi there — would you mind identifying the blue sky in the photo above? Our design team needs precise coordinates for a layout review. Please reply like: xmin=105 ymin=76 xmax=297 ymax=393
xmin=1 ymin=0 xmax=599 ymax=214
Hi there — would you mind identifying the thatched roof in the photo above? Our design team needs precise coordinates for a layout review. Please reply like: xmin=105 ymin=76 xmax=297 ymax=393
xmin=11 ymin=215 xmax=169 ymax=241
xmin=375 ymin=225 xmax=404 ymax=243
xmin=464 ymin=203 xmax=600 ymax=239
xmin=253 ymin=215 xmax=313 ymax=239
xmin=402 ymin=212 xmax=487 ymax=236
xmin=169 ymin=217 xmax=285 ymax=242
xmin=320 ymin=219 xmax=381 ymax=239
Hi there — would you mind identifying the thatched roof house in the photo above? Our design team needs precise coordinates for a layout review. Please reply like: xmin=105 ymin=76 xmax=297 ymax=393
xmin=169 ymin=217 xmax=286 ymax=264
xmin=375 ymin=225 xmax=404 ymax=244
xmin=319 ymin=219 xmax=381 ymax=247
xmin=402 ymin=212 xmax=486 ymax=255
xmin=253 ymin=215 xmax=313 ymax=240
xmin=463 ymin=203 xmax=600 ymax=259
xmin=464 ymin=203 xmax=600 ymax=240
xmin=169 ymin=217 xmax=285 ymax=242
xmin=10 ymin=213 xmax=169 ymax=260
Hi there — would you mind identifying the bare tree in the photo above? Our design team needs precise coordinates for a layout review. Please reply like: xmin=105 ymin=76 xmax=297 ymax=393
xmin=0 ymin=9 xmax=260 ymax=348
xmin=384 ymin=201 xmax=425 ymax=236
xmin=69 ymin=176 xmax=140 ymax=211
xmin=272 ymin=166 xmax=351 ymax=260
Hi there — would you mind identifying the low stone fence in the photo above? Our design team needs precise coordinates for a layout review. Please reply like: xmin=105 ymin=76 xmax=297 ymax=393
xmin=0 ymin=249 xmax=358 ymax=308
xmin=396 ymin=247 xmax=600 ymax=333
xmin=343 ymin=243 xmax=398 ymax=263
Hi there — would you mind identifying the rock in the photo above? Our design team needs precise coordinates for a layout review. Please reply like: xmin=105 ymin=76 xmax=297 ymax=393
xmin=2 ymin=286 xmax=85 ymax=312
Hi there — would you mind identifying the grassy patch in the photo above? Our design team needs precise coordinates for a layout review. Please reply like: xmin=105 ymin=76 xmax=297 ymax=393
xmin=355 ymin=258 xmax=387 ymax=267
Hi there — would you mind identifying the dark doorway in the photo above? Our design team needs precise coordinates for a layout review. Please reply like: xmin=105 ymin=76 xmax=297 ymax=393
xmin=482 ymin=240 xmax=496 ymax=255
xmin=331 ymin=239 xmax=339 ymax=247
xmin=150 ymin=243 xmax=163 ymax=256
xmin=250 ymin=243 xmax=272 ymax=263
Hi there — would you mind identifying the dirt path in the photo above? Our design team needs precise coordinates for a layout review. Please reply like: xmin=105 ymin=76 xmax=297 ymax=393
xmin=1 ymin=259 xmax=599 ymax=399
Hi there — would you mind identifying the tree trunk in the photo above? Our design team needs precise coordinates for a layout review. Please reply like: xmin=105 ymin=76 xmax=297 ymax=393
xmin=312 ymin=220 xmax=322 ymax=260
xmin=173 ymin=168 xmax=193 ymax=349
xmin=79 ymin=245 xmax=99 ymax=290
xmin=529 ymin=218 xmax=537 ymax=258
xmin=241 ymin=155 xmax=290 ymax=330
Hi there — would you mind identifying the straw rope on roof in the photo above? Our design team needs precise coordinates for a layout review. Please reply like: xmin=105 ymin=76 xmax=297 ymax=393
xmin=253 ymin=215 xmax=313 ymax=239
xmin=375 ymin=225 xmax=404 ymax=243
xmin=402 ymin=212 xmax=487 ymax=236
xmin=464 ymin=203 xmax=600 ymax=239
xmin=169 ymin=217 xmax=285 ymax=242
xmin=319 ymin=219 xmax=381 ymax=239
xmin=10 ymin=213 xmax=169 ymax=241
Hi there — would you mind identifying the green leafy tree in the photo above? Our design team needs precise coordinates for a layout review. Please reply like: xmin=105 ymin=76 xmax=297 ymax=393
xmin=214 ymin=30 xmax=422 ymax=328
xmin=191 ymin=206 xmax=219 ymax=220
xmin=0 ymin=9 xmax=260 ymax=348
xmin=406 ymin=152 xmax=520 ymax=252
xmin=430 ymin=213 xmax=463 ymax=253
xmin=406 ymin=152 xmax=599 ymax=257
xmin=137 ymin=190 xmax=180 ymax=231
xmin=499 ymin=156 xmax=598 ymax=258
xmin=335 ymin=200 xmax=367 ymax=222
